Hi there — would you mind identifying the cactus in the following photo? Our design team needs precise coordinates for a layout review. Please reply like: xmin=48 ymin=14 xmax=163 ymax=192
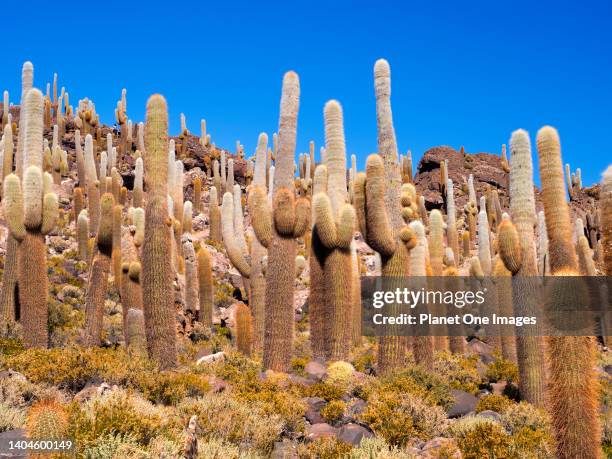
xmin=226 ymin=158 xmax=234 ymax=193
xmin=3 ymin=122 xmax=13 ymax=180
xmin=3 ymin=88 xmax=59 ymax=348
xmin=112 ymin=204 xmax=123 ymax=289
xmin=439 ymin=160 xmax=447 ymax=194
xmin=208 ymin=186 xmax=222 ymax=242
xmin=249 ymin=72 xmax=310 ymax=371
xmin=477 ymin=197 xmax=492 ymax=275
xmin=244 ymin=133 xmax=269 ymax=351
xmin=84 ymin=193 xmax=115 ymax=346
xmin=183 ymin=201 xmax=193 ymax=234
xmin=600 ymin=165 xmax=612 ymax=276
xmin=221 ymin=191 xmax=251 ymax=278
xmin=126 ymin=307 xmax=147 ymax=354
xmin=182 ymin=236 xmax=199 ymax=316
xmin=536 ymin=126 xmax=600 ymax=458
xmin=26 ymin=399 xmax=68 ymax=442
xmin=197 ymin=246 xmax=213 ymax=327
xmin=494 ymin=129 xmax=547 ymax=407
xmin=235 ymin=303 xmax=253 ymax=356
xmin=193 ymin=176 xmax=202 ymax=213
xmin=77 ymin=210 xmax=90 ymax=261
xmin=577 ymin=235 xmax=597 ymax=276
xmin=462 ymin=230 xmax=470 ymax=259
xmin=446 ymin=179 xmax=459 ymax=259
xmin=310 ymin=100 xmax=356 ymax=361
xmin=84 ymin=134 xmax=100 ymax=232
xmin=429 ymin=210 xmax=444 ymax=275
xmin=133 ymin=156 xmax=144 ymax=208
xmin=141 ymin=94 xmax=177 ymax=369
xmin=537 ymin=211 xmax=549 ymax=275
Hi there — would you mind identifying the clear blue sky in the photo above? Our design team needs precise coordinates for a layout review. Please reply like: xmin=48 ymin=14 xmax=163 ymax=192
xmin=2 ymin=0 xmax=611 ymax=185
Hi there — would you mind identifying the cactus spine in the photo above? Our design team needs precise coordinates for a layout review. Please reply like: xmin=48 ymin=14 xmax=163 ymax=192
xmin=536 ymin=126 xmax=600 ymax=458
xmin=84 ymin=193 xmax=115 ymax=346
xmin=141 ymin=94 xmax=177 ymax=369
xmin=249 ymin=72 xmax=310 ymax=371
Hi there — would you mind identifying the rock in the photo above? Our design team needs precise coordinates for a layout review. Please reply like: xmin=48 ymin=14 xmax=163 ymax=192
xmin=196 ymin=351 xmax=225 ymax=365
xmin=346 ymin=398 xmax=367 ymax=418
xmin=304 ymin=361 xmax=327 ymax=381
xmin=0 ymin=369 xmax=27 ymax=382
xmin=305 ymin=423 xmax=337 ymax=442
xmin=491 ymin=381 xmax=507 ymax=396
xmin=0 ymin=429 xmax=27 ymax=458
xmin=448 ymin=389 xmax=478 ymax=418
xmin=604 ymin=365 xmax=612 ymax=376
xmin=337 ymin=423 xmax=373 ymax=446
xmin=271 ymin=440 xmax=298 ymax=458
xmin=420 ymin=437 xmax=461 ymax=458
xmin=304 ymin=397 xmax=327 ymax=424
xmin=288 ymin=374 xmax=313 ymax=386
xmin=478 ymin=410 xmax=503 ymax=423
xmin=74 ymin=382 xmax=112 ymax=402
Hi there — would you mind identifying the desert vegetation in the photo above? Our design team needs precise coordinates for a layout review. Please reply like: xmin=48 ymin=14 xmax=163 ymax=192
xmin=0 ymin=59 xmax=610 ymax=458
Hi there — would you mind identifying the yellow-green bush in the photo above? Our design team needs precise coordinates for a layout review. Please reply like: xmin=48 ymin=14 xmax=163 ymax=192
xmin=501 ymin=402 xmax=555 ymax=457
xmin=0 ymin=337 xmax=24 ymax=356
xmin=67 ymin=389 xmax=168 ymax=452
xmin=297 ymin=436 xmax=353 ymax=459
xmin=486 ymin=354 xmax=519 ymax=383
xmin=475 ymin=394 xmax=514 ymax=413
xmin=303 ymin=382 xmax=346 ymax=401
xmin=0 ymin=401 xmax=26 ymax=432
xmin=359 ymin=391 xmax=447 ymax=447
xmin=434 ymin=351 xmax=481 ymax=394
xmin=348 ymin=437 xmax=415 ymax=458
xmin=320 ymin=400 xmax=346 ymax=424
xmin=326 ymin=361 xmax=354 ymax=389
xmin=176 ymin=394 xmax=284 ymax=454
xmin=449 ymin=417 xmax=511 ymax=459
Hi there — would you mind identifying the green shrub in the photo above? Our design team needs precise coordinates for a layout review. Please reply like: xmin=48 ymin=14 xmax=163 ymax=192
xmin=450 ymin=417 xmax=511 ymax=459
xmin=475 ymin=394 xmax=514 ymax=413
xmin=349 ymin=437 xmax=415 ymax=458
xmin=359 ymin=391 xmax=447 ymax=447
xmin=0 ymin=401 xmax=25 ymax=432
xmin=320 ymin=400 xmax=346 ymax=424
xmin=486 ymin=355 xmax=519 ymax=383
xmin=303 ymin=382 xmax=346 ymax=401
xmin=176 ymin=394 xmax=284 ymax=454
xmin=434 ymin=351 xmax=481 ymax=394
xmin=297 ymin=436 xmax=353 ymax=459
xmin=325 ymin=361 xmax=354 ymax=390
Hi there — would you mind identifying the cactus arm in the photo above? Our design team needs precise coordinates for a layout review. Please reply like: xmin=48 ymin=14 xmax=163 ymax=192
xmin=292 ymin=197 xmax=310 ymax=238
xmin=498 ymin=217 xmax=522 ymax=274
xmin=3 ymin=174 xmax=26 ymax=241
xmin=248 ymin=185 xmax=272 ymax=248
xmin=313 ymin=192 xmax=338 ymax=249
xmin=363 ymin=154 xmax=396 ymax=257
xmin=40 ymin=192 xmax=59 ymax=235
xmin=221 ymin=192 xmax=251 ymax=278
xmin=272 ymin=187 xmax=295 ymax=236
xmin=336 ymin=204 xmax=356 ymax=250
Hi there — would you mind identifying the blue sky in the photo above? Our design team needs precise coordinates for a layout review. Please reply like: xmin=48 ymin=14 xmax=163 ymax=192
xmin=2 ymin=0 xmax=611 ymax=185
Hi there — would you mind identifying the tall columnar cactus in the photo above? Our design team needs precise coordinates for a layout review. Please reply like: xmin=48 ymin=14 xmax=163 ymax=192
xmin=354 ymin=154 xmax=417 ymax=373
xmin=245 ymin=133 xmax=269 ymax=351
xmin=310 ymin=100 xmax=356 ymax=361
xmin=221 ymin=191 xmax=251 ymax=278
xmin=193 ymin=176 xmax=202 ymax=213
xmin=353 ymin=59 xmax=417 ymax=373
xmin=112 ymin=204 xmax=123 ymax=290
xmin=446 ymin=179 xmax=459 ymax=259
xmin=536 ymin=126 xmax=600 ymax=458
xmin=74 ymin=129 xmax=86 ymax=187
xmin=496 ymin=129 xmax=547 ymax=406
xmin=235 ymin=302 xmax=253 ymax=356
xmin=197 ymin=246 xmax=213 ymax=326
xmin=3 ymin=88 xmax=59 ymax=348
xmin=248 ymin=72 xmax=310 ymax=371
xmin=537 ymin=211 xmax=549 ymax=276
xmin=1 ymin=63 xmax=33 ymax=327
xmin=126 ymin=307 xmax=147 ymax=355
xmin=84 ymin=193 xmax=115 ymax=346
xmin=133 ymin=157 xmax=144 ymax=208
xmin=429 ymin=210 xmax=444 ymax=275
xmin=208 ymin=186 xmax=222 ymax=242
xmin=84 ymin=134 xmax=100 ymax=232
xmin=77 ymin=210 xmax=90 ymax=261
xmin=182 ymin=236 xmax=199 ymax=317
xmin=3 ymin=122 xmax=13 ymax=180
xmin=183 ymin=201 xmax=193 ymax=234
xmin=600 ymin=166 xmax=612 ymax=277
xmin=477 ymin=197 xmax=492 ymax=275
xmin=141 ymin=94 xmax=177 ymax=369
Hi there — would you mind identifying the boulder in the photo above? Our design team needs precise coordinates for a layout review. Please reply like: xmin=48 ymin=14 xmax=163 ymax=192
xmin=448 ymin=389 xmax=478 ymax=418
xmin=337 ymin=423 xmax=373 ymax=446
xmin=420 ymin=437 xmax=461 ymax=458
xmin=305 ymin=423 xmax=337 ymax=442
xmin=304 ymin=361 xmax=327 ymax=381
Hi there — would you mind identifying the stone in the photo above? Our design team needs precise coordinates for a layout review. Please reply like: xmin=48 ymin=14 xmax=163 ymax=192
xmin=271 ymin=440 xmax=298 ymax=458
xmin=448 ymin=389 xmax=478 ymax=418
xmin=420 ymin=437 xmax=461 ymax=458
xmin=305 ymin=423 xmax=337 ymax=442
xmin=337 ymin=423 xmax=373 ymax=446
xmin=478 ymin=410 xmax=503 ymax=423
xmin=304 ymin=361 xmax=327 ymax=381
